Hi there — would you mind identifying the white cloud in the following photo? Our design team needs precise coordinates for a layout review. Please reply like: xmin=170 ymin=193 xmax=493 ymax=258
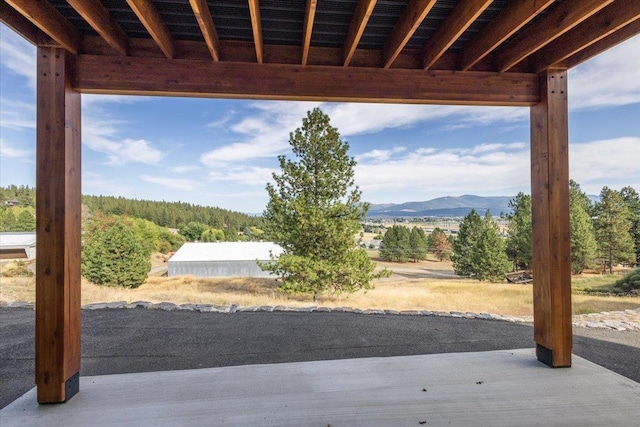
xmin=0 ymin=98 xmax=35 ymax=130
xmin=569 ymin=36 xmax=640 ymax=110
xmin=140 ymin=175 xmax=202 ymax=191
xmin=569 ymin=137 xmax=640 ymax=190
xmin=355 ymin=147 xmax=406 ymax=162
xmin=208 ymin=166 xmax=275 ymax=186
xmin=0 ymin=24 xmax=36 ymax=87
xmin=170 ymin=165 xmax=201 ymax=174
xmin=0 ymin=138 xmax=32 ymax=158
xmin=83 ymin=116 xmax=165 ymax=165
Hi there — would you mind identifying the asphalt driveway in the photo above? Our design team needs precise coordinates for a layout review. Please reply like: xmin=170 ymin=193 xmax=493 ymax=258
xmin=2 ymin=307 xmax=639 ymax=409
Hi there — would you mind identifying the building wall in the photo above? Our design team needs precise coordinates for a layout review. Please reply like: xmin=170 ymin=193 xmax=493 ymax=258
xmin=168 ymin=260 xmax=275 ymax=278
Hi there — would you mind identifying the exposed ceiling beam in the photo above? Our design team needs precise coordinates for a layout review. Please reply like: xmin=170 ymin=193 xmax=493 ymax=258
xmin=301 ymin=0 xmax=317 ymax=65
xmin=423 ymin=0 xmax=493 ymax=70
xmin=125 ymin=0 xmax=174 ymax=59
xmin=5 ymin=0 xmax=80 ymax=53
xmin=559 ymin=20 xmax=640 ymax=70
xmin=189 ymin=0 xmax=220 ymax=61
xmin=248 ymin=0 xmax=263 ymax=63
xmin=0 ymin=1 xmax=49 ymax=45
xmin=459 ymin=0 xmax=554 ymax=71
xmin=498 ymin=0 xmax=614 ymax=72
xmin=343 ymin=0 xmax=377 ymax=66
xmin=66 ymin=0 xmax=129 ymax=56
xmin=382 ymin=0 xmax=437 ymax=69
xmin=533 ymin=0 xmax=640 ymax=72
xmin=74 ymin=54 xmax=539 ymax=106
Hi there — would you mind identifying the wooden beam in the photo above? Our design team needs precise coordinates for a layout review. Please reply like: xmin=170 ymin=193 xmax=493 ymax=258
xmin=422 ymin=0 xmax=492 ymax=70
xmin=460 ymin=0 xmax=554 ymax=71
xmin=248 ymin=0 xmax=263 ymax=63
xmin=382 ymin=0 xmax=437 ymax=68
xmin=498 ymin=0 xmax=614 ymax=72
xmin=189 ymin=0 xmax=220 ymax=61
xmin=559 ymin=20 xmax=640 ymax=69
xmin=343 ymin=0 xmax=377 ymax=66
xmin=66 ymin=0 xmax=129 ymax=55
xmin=532 ymin=0 xmax=640 ymax=72
xmin=301 ymin=0 xmax=317 ymax=65
xmin=0 ymin=0 xmax=49 ymax=45
xmin=36 ymin=46 xmax=82 ymax=403
xmin=530 ymin=69 xmax=572 ymax=368
xmin=73 ymin=54 xmax=539 ymax=105
xmin=5 ymin=0 xmax=80 ymax=53
xmin=125 ymin=0 xmax=174 ymax=59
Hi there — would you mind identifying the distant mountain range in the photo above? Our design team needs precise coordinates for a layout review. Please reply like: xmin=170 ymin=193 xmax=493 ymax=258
xmin=367 ymin=195 xmax=514 ymax=218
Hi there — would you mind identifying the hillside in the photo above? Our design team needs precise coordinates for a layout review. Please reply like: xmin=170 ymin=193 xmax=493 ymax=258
xmin=367 ymin=195 xmax=513 ymax=218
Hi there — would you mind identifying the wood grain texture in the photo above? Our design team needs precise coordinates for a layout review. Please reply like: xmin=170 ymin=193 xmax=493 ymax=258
xmin=422 ymin=0 xmax=493 ymax=70
xmin=301 ymin=0 xmax=317 ymax=65
xmin=559 ymin=18 xmax=640 ymax=69
xmin=343 ymin=0 xmax=377 ymax=66
xmin=5 ymin=0 xmax=80 ymax=52
xmin=36 ymin=47 xmax=82 ymax=403
xmin=0 ymin=1 xmax=50 ymax=45
xmin=73 ymin=54 xmax=539 ymax=105
xmin=460 ymin=0 xmax=554 ymax=71
xmin=530 ymin=69 xmax=571 ymax=368
xmin=66 ymin=0 xmax=128 ymax=55
xmin=498 ymin=0 xmax=614 ymax=72
xmin=382 ymin=0 xmax=437 ymax=68
xmin=189 ymin=0 xmax=220 ymax=61
xmin=532 ymin=0 xmax=640 ymax=72
xmin=248 ymin=0 xmax=263 ymax=63
xmin=125 ymin=0 xmax=174 ymax=58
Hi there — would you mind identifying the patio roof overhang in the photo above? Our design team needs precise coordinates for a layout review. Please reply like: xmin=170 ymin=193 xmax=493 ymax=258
xmin=2 ymin=0 xmax=639 ymax=404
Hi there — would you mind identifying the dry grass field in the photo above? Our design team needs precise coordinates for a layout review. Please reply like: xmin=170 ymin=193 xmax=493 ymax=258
xmin=1 ymin=257 xmax=638 ymax=317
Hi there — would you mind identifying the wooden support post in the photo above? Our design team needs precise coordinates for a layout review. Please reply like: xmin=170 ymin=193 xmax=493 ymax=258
xmin=530 ymin=69 xmax=572 ymax=368
xmin=36 ymin=47 xmax=82 ymax=403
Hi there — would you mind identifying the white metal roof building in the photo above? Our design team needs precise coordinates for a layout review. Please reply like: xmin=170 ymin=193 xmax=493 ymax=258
xmin=168 ymin=242 xmax=284 ymax=278
xmin=0 ymin=232 xmax=36 ymax=260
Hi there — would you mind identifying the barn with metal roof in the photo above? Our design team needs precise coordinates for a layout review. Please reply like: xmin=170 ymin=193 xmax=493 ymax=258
xmin=168 ymin=242 xmax=283 ymax=278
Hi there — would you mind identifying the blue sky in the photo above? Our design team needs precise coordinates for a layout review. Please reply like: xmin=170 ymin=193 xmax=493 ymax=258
xmin=1 ymin=23 xmax=638 ymax=214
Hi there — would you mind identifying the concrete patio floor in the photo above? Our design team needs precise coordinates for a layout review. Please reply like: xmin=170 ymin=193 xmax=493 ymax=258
xmin=2 ymin=348 xmax=639 ymax=426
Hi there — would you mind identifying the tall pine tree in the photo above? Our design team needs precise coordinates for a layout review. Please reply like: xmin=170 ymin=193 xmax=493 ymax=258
xmin=569 ymin=181 xmax=597 ymax=274
xmin=505 ymin=192 xmax=532 ymax=270
xmin=594 ymin=187 xmax=635 ymax=273
xmin=451 ymin=209 xmax=483 ymax=276
xmin=620 ymin=186 xmax=640 ymax=265
xmin=262 ymin=108 xmax=387 ymax=300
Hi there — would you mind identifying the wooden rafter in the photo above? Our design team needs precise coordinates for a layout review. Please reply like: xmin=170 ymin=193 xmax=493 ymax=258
xmin=5 ymin=0 xmax=80 ymax=53
xmin=459 ymin=0 xmax=554 ymax=71
xmin=66 ymin=0 xmax=129 ymax=56
xmin=559 ymin=19 xmax=640 ymax=70
xmin=343 ymin=0 xmax=377 ymax=67
xmin=248 ymin=0 xmax=263 ymax=63
xmin=0 ymin=1 xmax=49 ymax=45
xmin=498 ymin=0 xmax=614 ymax=72
xmin=423 ymin=0 xmax=493 ymax=70
xmin=382 ymin=0 xmax=437 ymax=69
xmin=301 ymin=0 xmax=317 ymax=65
xmin=73 ymin=54 xmax=539 ymax=106
xmin=190 ymin=0 xmax=220 ymax=61
xmin=125 ymin=0 xmax=174 ymax=59
xmin=533 ymin=0 xmax=640 ymax=72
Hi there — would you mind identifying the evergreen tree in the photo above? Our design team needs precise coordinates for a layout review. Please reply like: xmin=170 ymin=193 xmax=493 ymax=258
xmin=620 ymin=186 xmax=640 ymax=265
xmin=426 ymin=227 xmax=446 ymax=252
xmin=451 ymin=209 xmax=484 ymax=276
xmin=505 ymin=192 xmax=532 ymax=270
xmin=569 ymin=181 xmax=597 ymax=274
xmin=594 ymin=187 xmax=636 ymax=273
xmin=0 ymin=209 xmax=16 ymax=231
xmin=470 ymin=214 xmax=511 ymax=281
xmin=179 ymin=221 xmax=209 ymax=241
xmin=14 ymin=209 xmax=36 ymax=231
xmin=261 ymin=108 xmax=386 ymax=299
xmin=408 ymin=226 xmax=428 ymax=262
xmin=380 ymin=225 xmax=411 ymax=262
xmin=81 ymin=220 xmax=151 ymax=288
